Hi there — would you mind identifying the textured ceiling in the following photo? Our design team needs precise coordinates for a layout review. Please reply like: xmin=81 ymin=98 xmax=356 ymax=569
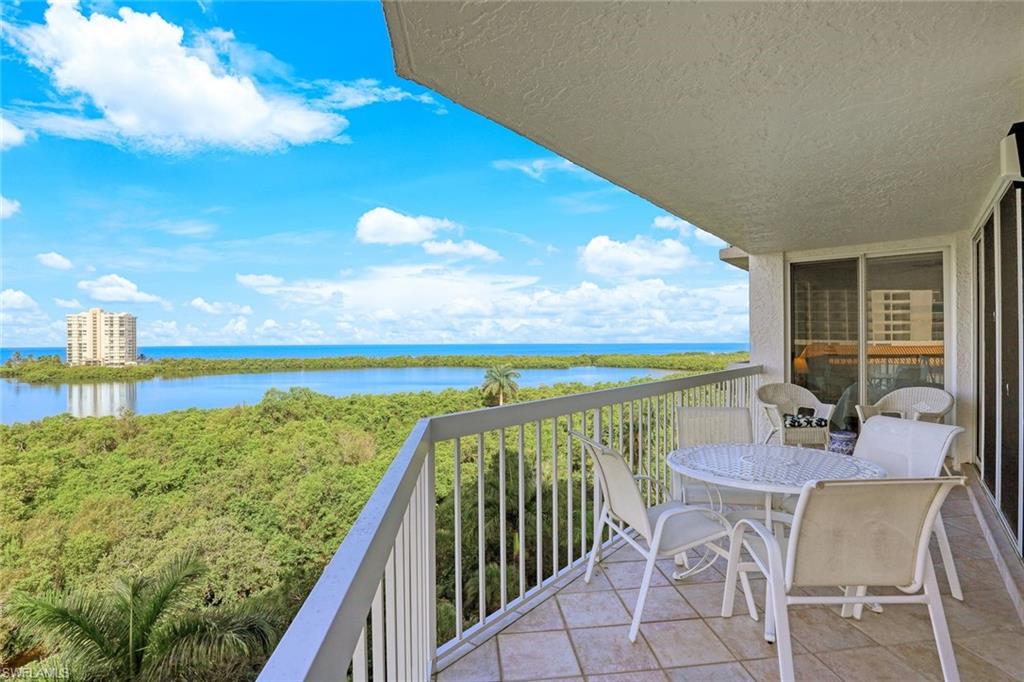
xmin=384 ymin=1 xmax=1024 ymax=253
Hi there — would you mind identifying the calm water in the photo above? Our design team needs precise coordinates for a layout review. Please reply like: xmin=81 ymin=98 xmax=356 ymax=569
xmin=0 ymin=366 xmax=676 ymax=425
xmin=0 ymin=342 xmax=747 ymax=363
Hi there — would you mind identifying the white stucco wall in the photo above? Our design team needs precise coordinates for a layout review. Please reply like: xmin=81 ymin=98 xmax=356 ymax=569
xmin=747 ymin=232 xmax=977 ymax=465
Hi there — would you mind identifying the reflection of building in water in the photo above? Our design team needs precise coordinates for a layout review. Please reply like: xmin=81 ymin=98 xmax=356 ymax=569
xmin=67 ymin=382 xmax=137 ymax=418
xmin=66 ymin=308 xmax=138 ymax=366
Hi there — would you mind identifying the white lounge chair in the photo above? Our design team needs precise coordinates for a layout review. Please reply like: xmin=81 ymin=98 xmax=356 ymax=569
xmin=851 ymin=416 xmax=965 ymax=601
xmin=856 ymin=386 xmax=954 ymax=427
xmin=574 ymin=431 xmax=732 ymax=642
xmin=674 ymin=406 xmax=764 ymax=509
xmin=723 ymin=477 xmax=964 ymax=682
xmin=757 ymin=383 xmax=835 ymax=447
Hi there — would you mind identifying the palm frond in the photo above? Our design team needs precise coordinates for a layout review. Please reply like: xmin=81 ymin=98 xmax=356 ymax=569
xmin=142 ymin=605 xmax=278 ymax=681
xmin=132 ymin=552 xmax=204 ymax=664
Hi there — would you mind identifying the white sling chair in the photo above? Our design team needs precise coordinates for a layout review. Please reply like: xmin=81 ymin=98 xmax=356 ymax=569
xmin=574 ymin=431 xmax=732 ymax=642
xmin=851 ymin=416 xmax=965 ymax=601
xmin=674 ymin=406 xmax=764 ymax=509
xmin=856 ymin=386 xmax=955 ymax=427
xmin=757 ymin=383 xmax=835 ymax=447
xmin=723 ymin=477 xmax=964 ymax=682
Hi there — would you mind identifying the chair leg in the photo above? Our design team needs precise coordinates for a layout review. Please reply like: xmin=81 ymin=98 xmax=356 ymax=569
xmin=763 ymin=582 xmax=775 ymax=643
xmin=629 ymin=550 xmax=658 ymax=642
xmin=772 ymin=592 xmax=795 ymax=682
xmin=584 ymin=514 xmax=604 ymax=584
xmin=924 ymin=562 xmax=960 ymax=682
xmin=675 ymin=551 xmax=690 ymax=568
xmin=739 ymin=571 xmax=758 ymax=622
xmin=934 ymin=514 xmax=964 ymax=601
xmin=722 ymin=537 xmax=743 ymax=617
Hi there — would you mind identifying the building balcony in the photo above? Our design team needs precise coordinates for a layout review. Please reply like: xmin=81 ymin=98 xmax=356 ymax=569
xmin=257 ymin=367 xmax=1024 ymax=681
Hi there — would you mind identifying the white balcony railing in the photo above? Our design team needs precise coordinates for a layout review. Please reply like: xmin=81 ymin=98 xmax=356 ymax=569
xmin=258 ymin=365 xmax=764 ymax=681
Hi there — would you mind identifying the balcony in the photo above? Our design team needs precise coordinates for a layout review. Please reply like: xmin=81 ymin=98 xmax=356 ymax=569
xmin=258 ymin=366 xmax=1023 ymax=681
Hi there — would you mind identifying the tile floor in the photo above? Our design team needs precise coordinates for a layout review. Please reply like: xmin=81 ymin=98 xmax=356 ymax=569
xmin=435 ymin=488 xmax=1024 ymax=681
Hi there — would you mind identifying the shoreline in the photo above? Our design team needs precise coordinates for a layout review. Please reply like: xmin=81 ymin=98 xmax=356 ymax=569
xmin=0 ymin=351 xmax=750 ymax=385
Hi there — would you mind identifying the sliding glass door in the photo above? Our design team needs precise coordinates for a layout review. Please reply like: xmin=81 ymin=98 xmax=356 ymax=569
xmin=977 ymin=182 xmax=1023 ymax=556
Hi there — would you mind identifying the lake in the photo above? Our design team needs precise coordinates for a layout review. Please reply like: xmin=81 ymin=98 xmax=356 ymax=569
xmin=0 ymin=366 xmax=676 ymax=425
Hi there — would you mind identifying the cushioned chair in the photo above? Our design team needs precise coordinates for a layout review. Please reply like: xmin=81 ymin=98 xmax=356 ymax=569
xmin=756 ymin=383 xmax=835 ymax=447
xmin=855 ymin=386 xmax=954 ymax=427
xmin=674 ymin=406 xmax=764 ymax=509
xmin=575 ymin=431 xmax=733 ymax=642
xmin=723 ymin=478 xmax=964 ymax=682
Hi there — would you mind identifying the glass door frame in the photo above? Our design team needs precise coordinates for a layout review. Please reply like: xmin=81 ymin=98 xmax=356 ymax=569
xmin=784 ymin=246 xmax=952 ymax=415
xmin=971 ymin=181 xmax=1024 ymax=555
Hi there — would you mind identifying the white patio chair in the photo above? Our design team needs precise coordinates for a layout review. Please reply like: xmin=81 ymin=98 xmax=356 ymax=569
xmin=723 ymin=477 xmax=964 ymax=682
xmin=675 ymin=406 xmax=764 ymax=509
xmin=574 ymin=431 xmax=733 ymax=642
xmin=757 ymin=383 xmax=835 ymax=447
xmin=856 ymin=386 xmax=954 ymax=427
xmin=851 ymin=416 xmax=965 ymax=601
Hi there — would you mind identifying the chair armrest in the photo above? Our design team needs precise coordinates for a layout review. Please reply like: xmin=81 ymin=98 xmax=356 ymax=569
xmin=762 ymin=404 xmax=784 ymax=429
xmin=815 ymin=401 xmax=836 ymax=421
xmin=633 ymin=474 xmax=673 ymax=499
xmin=728 ymin=518 xmax=787 ymax=583
xmin=911 ymin=410 xmax=944 ymax=423
xmin=855 ymin=404 xmax=879 ymax=424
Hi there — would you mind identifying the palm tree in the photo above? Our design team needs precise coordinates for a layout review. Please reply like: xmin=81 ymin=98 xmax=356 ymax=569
xmin=481 ymin=365 xmax=521 ymax=406
xmin=6 ymin=552 xmax=279 ymax=681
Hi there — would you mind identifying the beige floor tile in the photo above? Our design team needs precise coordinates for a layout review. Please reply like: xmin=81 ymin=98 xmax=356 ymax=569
xmin=940 ymin=590 xmax=1021 ymax=638
xmin=600 ymin=560 xmax=670 ymax=589
xmin=739 ymin=654 xmax=840 ymax=682
xmin=787 ymin=607 xmax=875 ymax=652
xmin=618 ymin=585 xmax=699 ymax=622
xmin=556 ymin=590 xmax=631 ymax=628
xmin=935 ymin=557 xmax=1007 ymax=593
xmin=498 ymin=631 xmax=582 ymax=681
xmin=942 ymin=515 xmax=980 ymax=533
xmin=955 ymin=628 xmax=1024 ymax=680
xmin=567 ymin=624 xmax=660 ymax=675
xmin=665 ymin=662 xmax=754 ymax=681
xmin=705 ymin=616 xmax=804 ymax=661
xmin=437 ymin=639 xmax=501 ymax=682
xmin=657 ymin=558 xmax=726 ymax=584
xmin=505 ymin=598 xmax=565 ymax=633
xmin=816 ymin=645 xmax=928 ymax=681
xmin=588 ymin=671 xmax=667 ymax=682
xmin=560 ymin=572 xmax=614 ymax=594
xmin=888 ymin=640 xmax=1019 ymax=682
xmin=641 ymin=619 xmax=735 ymax=669
xmin=676 ymin=581 xmax=756 ymax=618
xmin=842 ymin=603 xmax=938 ymax=645
xmin=603 ymin=544 xmax=645 ymax=563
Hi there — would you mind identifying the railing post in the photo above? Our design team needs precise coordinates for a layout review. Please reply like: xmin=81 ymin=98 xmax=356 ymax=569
xmin=426 ymin=442 xmax=437 ymax=674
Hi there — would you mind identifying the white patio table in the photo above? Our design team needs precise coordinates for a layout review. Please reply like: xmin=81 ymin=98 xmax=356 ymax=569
xmin=666 ymin=443 xmax=887 ymax=529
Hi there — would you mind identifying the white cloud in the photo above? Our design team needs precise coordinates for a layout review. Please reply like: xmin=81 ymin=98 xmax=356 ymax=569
xmin=54 ymin=297 xmax=82 ymax=308
xmin=317 ymin=78 xmax=443 ymax=113
xmin=694 ymin=229 xmax=729 ymax=248
xmin=1 ymin=196 xmax=22 ymax=219
xmin=651 ymin=215 xmax=694 ymax=238
xmin=221 ymin=315 xmax=248 ymax=336
xmin=235 ymin=273 xmax=283 ymax=288
xmin=77 ymin=273 xmax=164 ymax=304
xmin=152 ymin=218 xmax=216 ymax=237
xmin=140 ymin=319 xmax=199 ymax=345
xmin=355 ymin=207 xmax=457 ymax=245
xmin=35 ymin=251 xmax=73 ymax=270
xmin=422 ymin=239 xmax=501 ymax=262
xmin=492 ymin=157 xmax=587 ymax=181
xmin=6 ymin=2 xmax=347 ymax=152
xmin=1 ymin=289 xmax=38 ymax=311
xmin=1 ymin=115 xmax=29 ymax=150
xmin=579 ymin=235 xmax=698 ymax=279
xmin=189 ymin=296 xmax=253 ymax=315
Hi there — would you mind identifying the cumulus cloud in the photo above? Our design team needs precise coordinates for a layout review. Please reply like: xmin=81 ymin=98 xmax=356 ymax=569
xmin=651 ymin=215 xmax=694 ymax=238
xmin=694 ymin=229 xmax=729 ymax=248
xmin=1 ymin=289 xmax=38 ymax=311
xmin=355 ymin=207 xmax=457 ymax=245
xmin=422 ymin=239 xmax=501 ymax=262
xmin=579 ymin=235 xmax=698 ymax=279
xmin=235 ymin=273 xmax=283 ymax=288
xmin=77 ymin=273 xmax=164 ymax=304
xmin=5 ymin=2 xmax=347 ymax=152
xmin=35 ymin=251 xmax=73 ymax=269
xmin=54 ymin=297 xmax=82 ymax=308
xmin=1 ymin=115 xmax=29 ymax=150
xmin=189 ymin=296 xmax=253 ymax=315
xmin=317 ymin=78 xmax=443 ymax=113
xmin=492 ymin=157 xmax=587 ymax=181
xmin=1 ymin=196 xmax=22 ymax=219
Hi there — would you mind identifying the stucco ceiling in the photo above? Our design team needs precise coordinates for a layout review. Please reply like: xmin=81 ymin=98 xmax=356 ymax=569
xmin=384 ymin=1 xmax=1024 ymax=253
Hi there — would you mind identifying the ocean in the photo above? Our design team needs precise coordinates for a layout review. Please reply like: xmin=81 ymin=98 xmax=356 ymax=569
xmin=1 ymin=342 xmax=748 ymax=364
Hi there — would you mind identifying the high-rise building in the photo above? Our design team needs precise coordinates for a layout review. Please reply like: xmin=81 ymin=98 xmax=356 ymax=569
xmin=66 ymin=308 xmax=138 ymax=366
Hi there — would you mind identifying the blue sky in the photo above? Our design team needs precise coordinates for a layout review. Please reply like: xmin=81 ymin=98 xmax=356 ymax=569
xmin=1 ymin=0 xmax=748 ymax=347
